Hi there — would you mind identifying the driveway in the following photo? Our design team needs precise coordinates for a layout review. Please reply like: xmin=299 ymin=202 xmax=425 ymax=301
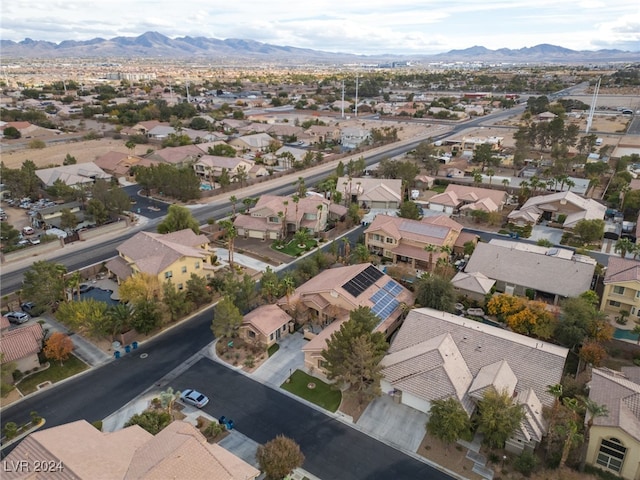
xmin=357 ymin=394 xmax=429 ymax=453
xmin=251 ymin=332 xmax=307 ymax=387
xmin=235 ymin=237 xmax=293 ymax=265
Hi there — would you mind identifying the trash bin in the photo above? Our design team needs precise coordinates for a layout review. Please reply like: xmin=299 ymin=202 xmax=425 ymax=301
xmin=125 ymin=345 xmax=131 ymax=354
xmin=132 ymin=341 xmax=138 ymax=350
xmin=114 ymin=351 xmax=121 ymax=359
xmin=218 ymin=416 xmax=226 ymax=425
xmin=226 ymin=419 xmax=234 ymax=430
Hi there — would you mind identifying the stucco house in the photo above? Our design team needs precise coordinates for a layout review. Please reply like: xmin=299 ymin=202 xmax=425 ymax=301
xmin=305 ymin=125 xmax=341 ymax=144
xmin=600 ymin=257 xmax=640 ymax=322
xmin=585 ymin=367 xmax=640 ymax=479
xmin=0 ymin=320 xmax=44 ymax=374
xmin=2 ymin=420 xmax=259 ymax=480
xmin=228 ymin=133 xmax=275 ymax=152
xmin=428 ymin=184 xmax=507 ymax=216
xmin=105 ymin=229 xmax=213 ymax=287
xmin=282 ymin=263 xmax=413 ymax=372
xmin=35 ymin=163 xmax=112 ymax=188
xmin=337 ymin=177 xmax=402 ymax=210
xmin=381 ymin=308 xmax=569 ymax=454
xmin=340 ymin=127 xmax=371 ymax=150
xmin=365 ymin=214 xmax=458 ymax=271
xmin=94 ymin=151 xmax=159 ymax=178
xmin=233 ymin=194 xmax=346 ymax=240
xmin=463 ymin=239 xmax=596 ymax=304
xmin=193 ymin=155 xmax=258 ymax=183
xmin=240 ymin=304 xmax=293 ymax=348
xmin=508 ymin=191 xmax=606 ymax=229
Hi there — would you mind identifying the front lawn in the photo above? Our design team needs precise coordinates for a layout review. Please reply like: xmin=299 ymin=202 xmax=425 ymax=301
xmin=272 ymin=239 xmax=317 ymax=257
xmin=281 ymin=369 xmax=341 ymax=412
xmin=17 ymin=355 xmax=88 ymax=395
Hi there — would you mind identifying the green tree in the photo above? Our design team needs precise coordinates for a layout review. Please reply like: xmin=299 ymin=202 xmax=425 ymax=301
xmin=219 ymin=219 xmax=237 ymax=269
xmin=212 ymin=295 xmax=243 ymax=338
xmin=3 ymin=126 xmax=21 ymax=139
xmin=0 ymin=221 xmax=21 ymax=246
xmin=219 ymin=272 xmax=257 ymax=313
xmin=414 ymin=275 xmax=455 ymax=312
xmin=556 ymin=296 xmax=610 ymax=348
xmin=476 ymin=389 xmax=525 ymax=449
xmin=578 ymin=396 xmax=609 ymax=471
xmin=130 ymin=299 xmax=162 ymax=334
xmin=55 ymin=298 xmax=109 ymax=336
xmin=185 ymin=273 xmax=211 ymax=306
xmin=162 ymin=281 xmax=191 ymax=322
xmin=86 ymin=198 xmax=110 ymax=225
xmin=63 ymin=153 xmax=77 ymax=165
xmin=124 ymin=410 xmax=171 ymax=435
xmin=572 ymin=219 xmax=604 ymax=244
xmin=22 ymin=261 xmax=67 ymax=310
xmin=105 ymin=303 xmax=134 ymax=340
xmin=208 ymin=144 xmax=237 ymax=157
xmin=615 ymin=237 xmax=635 ymax=258
xmin=350 ymin=244 xmax=371 ymax=264
xmin=321 ymin=307 xmax=388 ymax=400
xmin=157 ymin=204 xmax=200 ymax=234
xmin=426 ymin=397 xmax=472 ymax=448
xmin=260 ymin=267 xmax=281 ymax=303
xmin=256 ymin=435 xmax=305 ymax=480
xmin=472 ymin=144 xmax=498 ymax=172
xmin=59 ymin=208 xmax=78 ymax=230
xmin=413 ymin=140 xmax=439 ymax=175
xmin=397 ymin=201 xmax=421 ymax=220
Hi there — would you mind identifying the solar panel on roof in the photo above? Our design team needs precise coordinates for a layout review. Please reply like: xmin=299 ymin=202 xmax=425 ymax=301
xmin=342 ymin=265 xmax=384 ymax=298
xmin=384 ymin=280 xmax=403 ymax=295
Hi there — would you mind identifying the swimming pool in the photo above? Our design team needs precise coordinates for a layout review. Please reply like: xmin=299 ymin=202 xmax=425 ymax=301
xmin=200 ymin=183 xmax=212 ymax=191
xmin=80 ymin=287 xmax=119 ymax=306
xmin=614 ymin=328 xmax=640 ymax=342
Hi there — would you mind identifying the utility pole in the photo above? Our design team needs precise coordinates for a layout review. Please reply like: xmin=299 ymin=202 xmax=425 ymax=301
xmin=586 ymin=77 xmax=600 ymax=134
xmin=341 ymin=80 xmax=345 ymax=118
xmin=355 ymin=74 xmax=359 ymax=118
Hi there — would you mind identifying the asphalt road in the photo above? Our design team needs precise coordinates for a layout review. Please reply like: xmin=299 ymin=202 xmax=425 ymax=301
xmin=0 ymin=305 xmax=453 ymax=479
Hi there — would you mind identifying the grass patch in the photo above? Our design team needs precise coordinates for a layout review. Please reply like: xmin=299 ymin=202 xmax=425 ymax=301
xmin=268 ymin=343 xmax=280 ymax=357
xmin=281 ymin=369 xmax=341 ymax=412
xmin=17 ymin=355 xmax=88 ymax=395
xmin=430 ymin=184 xmax=447 ymax=194
xmin=271 ymin=239 xmax=317 ymax=256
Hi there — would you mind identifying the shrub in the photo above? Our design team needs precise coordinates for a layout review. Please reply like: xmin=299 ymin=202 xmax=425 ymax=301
xmin=28 ymin=139 xmax=46 ymax=149
xmin=514 ymin=451 xmax=537 ymax=477
xmin=91 ymin=420 xmax=103 ymax=431
xmin=30 ymin=411 xmax=42 ymax=425
xmin=3 ymin=422 xmax=18 ymax=440
xmin=12 ymin=370 xmax=23 ymax=382
xmin=204 ymin=421 xmax=225 ymax=439
xmin=244 ymin=355 xmax=255 ymax=368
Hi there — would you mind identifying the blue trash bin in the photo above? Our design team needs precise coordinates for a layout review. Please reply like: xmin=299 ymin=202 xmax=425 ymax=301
xmin=114 ymin=351 xmax=121 ymax=359
xmin=125 ymin=345 xmax=131 ymax=354
xmin=132 ymin=341 xmax=138 ymax=350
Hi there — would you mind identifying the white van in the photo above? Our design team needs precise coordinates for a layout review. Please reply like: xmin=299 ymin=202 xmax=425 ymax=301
xmin=595 ymin=138 xmax=603 ymax=146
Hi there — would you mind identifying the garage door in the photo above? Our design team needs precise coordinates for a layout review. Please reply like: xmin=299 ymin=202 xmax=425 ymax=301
xmin=248 ymin=230 xmax=264 ymax=239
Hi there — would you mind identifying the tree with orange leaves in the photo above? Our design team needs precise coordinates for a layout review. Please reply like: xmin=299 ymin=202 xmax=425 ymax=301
xmin=579 ymin=340 xmax=607 ymax=368
xmin=486 ymin=294 xmax=525 ymax=320
xmin=43 ymin=332 xmax=74 ymax=366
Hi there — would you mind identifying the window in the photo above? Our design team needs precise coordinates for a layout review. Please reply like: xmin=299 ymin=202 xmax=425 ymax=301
xmin=195 ymin=261 xmax=200 ymax=269
xmin=613 ymin=286 xmax=625 ymax=295
xmin=282 ymin=325 xmax=287 ymax=332
xmin=268 ymin=216 xmax=279 ymax=223
xmin=385 ymin=237 xmax=394 ymax=244
xmin=636 ymin=290 xmax=640 ymax=299
xmin=165 ymin=271 xmax=173 ymax=279
xmin=248 ymin=330 xmax=256 ymax=339
xmin=177 ymin=283 xmax=183 ymax=290
xmin=371 ymin=234 xmax=382 ymax=242
xmin=270 ymin=333 xmax=274 ymax=340
xmin=609 ymin=300 xmax=621 ymax=307
xmin=181 ymin=266 xmax=187 ymax=274
xmin=597 ymin=437 xmax=626 ymax=473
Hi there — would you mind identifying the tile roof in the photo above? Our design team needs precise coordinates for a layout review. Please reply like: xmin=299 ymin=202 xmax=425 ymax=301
xmin=444 ymin=184 xmax=507 ymax=208
xmin=0 ymin=323 xmax=44 ymax=363
xmin=118 ymin=229 xmax=209 ymax=276
xmin=242 ymin=304 xmax=292 ymax=337
xmin=35 ymin=162 xmax=112 ymax=187
xmin=365 ymin=214 xmax=452 ymax=246
xmin=386 ymin=308 xmax=568 ymax=409
xmin=336 ymin=177 xmax=402 ymax=202
xmin=464 ymin=242 xmax=595 ymax=298
xmin=589 ymin=368 xmax=640 ymax=442
xmin=451 ymin=271 xmax=495 ymax=295
xmin=604 ymin=257 xmax=640 ymax=284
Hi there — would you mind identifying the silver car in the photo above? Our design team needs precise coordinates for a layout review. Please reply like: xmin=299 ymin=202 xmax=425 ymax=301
xmin=180 ymin=389 xmax=209 ymax=408
xmin=6 ymin=311 xmax=30 ymax=324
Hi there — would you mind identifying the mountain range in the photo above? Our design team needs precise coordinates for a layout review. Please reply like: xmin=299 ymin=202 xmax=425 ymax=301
xmin=1 ymin=31 xmax=638 ymax=63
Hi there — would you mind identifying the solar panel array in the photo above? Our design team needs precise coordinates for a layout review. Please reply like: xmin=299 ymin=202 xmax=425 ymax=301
xmin=370 ymin=279 xmax=403 ymax=322
xmin=341 ymin=265 xmax=384 ymax=298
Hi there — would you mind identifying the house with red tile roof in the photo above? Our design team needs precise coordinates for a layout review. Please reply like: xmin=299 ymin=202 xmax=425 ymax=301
xmin=240 ymin=304 xmax=293 ymax=348
xmin=2 ymin=420 xmax=259 ymax=480
xmin=94 ymin=151 xmax=159 ymax=178
xmin=427 ymin=184 xmax=507 ymax=216
xmin=0 ymin=322 xmax=44 ymax=373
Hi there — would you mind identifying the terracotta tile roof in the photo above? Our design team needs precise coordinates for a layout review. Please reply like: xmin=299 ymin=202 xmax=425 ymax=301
xmin=118 ymin=229 xmax=209 ymax=276
xmin=428 ymin=191 xmax=460 ymax=207
xmin=242 ymin=304 xmax=292 ymax=337
xmin=589 ymin=368 xmax=640 ymax=442
xmin=336 ymin=177 xmax=402 ymax=203
xmin=0 ymin=323 xmax=44 ymax=363
xmin=365 ymin=214 xmax=452 ymax=246
xmin=444 ymin=184 xmax=507 ymax=208
xmin=105 ymin=256 xmax=135 ymax=281
xmin=1 ymin=315 xmax=10 ymax=330
xmin=422 ymin=214 xmax=463 ymax=232
xmin=2 ymin=420 xmax=259 ymax=480
xmin=604 ymin=257 xmax=640 ymax=284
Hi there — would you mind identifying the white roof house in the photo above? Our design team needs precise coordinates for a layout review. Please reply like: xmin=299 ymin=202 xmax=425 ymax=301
xmin=35 ymin=162 xmax=112 ymax=187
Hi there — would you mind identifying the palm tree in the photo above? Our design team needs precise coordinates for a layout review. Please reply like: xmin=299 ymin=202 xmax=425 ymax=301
xmin=559 ymin=419 xmax=583 ymax=469
xmin=615 ymin=237 xmax=634 ymax=258
xmin=342 ymin=238 xmax=351 ymax=263
xmin=545 ymin=384 xmax=563 ymax=457
xmin=472 ymin=170 xmax=483 ymax=187
xmin=66 ymin=271 xmax=82 ymax=301
xmin=106 ymin=303 xmax=134 ymax=341
xmin=486 ymin=168 xmax=495 ymax=185
xmin=229 ymin=195 xmax=238 ymax=219
xmin=578 ymin=396 xmax=609 ymax=471
xmin=219 ymin=220 xmax=237 ymax=269
xmin=565 ymin=179 xmax=575 ymax=192
xmin=294 ymin=228 xmax=310 ymax=247
xmin=351 ymin=244 xmax=371 ymax=264
xmin=424 ymin=244 xmax=439 ymax=272
xmin=281 ymin=201 xmax=289 ymax=240
xmin=281 ymin=274 xmax=296 ymax=306
xmin=292 ymin=194 xmax=300 ymax=231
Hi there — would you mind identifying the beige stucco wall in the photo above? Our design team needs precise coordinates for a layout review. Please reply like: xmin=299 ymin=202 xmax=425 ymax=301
xmin=587 ymin=426 xmax=640 ymax=480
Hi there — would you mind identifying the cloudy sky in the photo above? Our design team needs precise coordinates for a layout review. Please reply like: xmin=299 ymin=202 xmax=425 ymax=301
xmin=2 ymin=0 xmax=639 ymax=54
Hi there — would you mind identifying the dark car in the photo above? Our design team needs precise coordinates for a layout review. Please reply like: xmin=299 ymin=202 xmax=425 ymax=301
xmin=6 ymin=311 xmax=30 ymax=324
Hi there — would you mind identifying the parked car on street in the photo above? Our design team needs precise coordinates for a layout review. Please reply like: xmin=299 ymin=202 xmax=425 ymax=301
xmin=5 ymin=311 xmax=30 ymax=324
xmin=180 ymin=389 xmax=209 ymax=408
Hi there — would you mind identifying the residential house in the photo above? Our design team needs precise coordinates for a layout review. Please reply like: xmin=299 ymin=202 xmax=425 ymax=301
xmin=537 ymin=111 xmax=558 ymax=121
xmin=601 ymin=257 xmax=640 ymax=321
xmin=105 ymin=229 xmax=213 ymax=287
xmin=147 ymin=143 xmax=218 ymax=167
xmin=381 ymin=307 xmax=569 ymax=454
xmin=0 ymin=321 xmax=44 ymax=373
xmin=463 ymin=239 xmax=596 ymax=304
xmin=228 ymin=133 xmax=275 ymax=152
xmin=122 ymin=120 xmax=162 ymax=136
xmin=508 ymin=191 xmax=606 ymax=229
xmin=94 ymin=151 xmax=159 ymax=178
xmin=585 ymin=367 xmax=640 ymax=479
xmin=267 ymin=124 xmax=305 ymax=141
xmin=193 ymin=155 xmax=257 ymax=183
xmin=234 ymin=194 xmax=346 ymax=240
xmin=337 ymin=177 xmax=402 ymax=210
xmin=340 ymin=127 xmax=371 ymax=150
xmin=34 ymin=201 xmax=83 ymax=229
xmin=427 ymin=184 xmax=507 ymax=216
xmin=305 ymin=125 xmax=340 ymax=145
xmin=240 ymin=304 xmax=293 ymax=348
xmin=35 ymin=162 xmax=112 ymax=188
xmin=364 ymin=214 xmax=459 ymax=271
xmin=2 ymin=420 xmax=259 ymax=480
xmin=450 ymin=271 xmax=496 ymax=302
xmin=283 ymin=264 xmax=413 ymax=372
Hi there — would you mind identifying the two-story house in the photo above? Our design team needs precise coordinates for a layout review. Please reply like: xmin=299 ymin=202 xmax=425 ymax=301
xmin=601 ymin=257 xmax=640 ymax=321
xmin=233 ymin=194 xmax=346 ymax=241
xmin=337 ymin=177 xmax=403 ymax=210
xmin=192 ymin=155 xmax=261 ymax=184
xmin=105 ymin=229 xmax=213 ymax=288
